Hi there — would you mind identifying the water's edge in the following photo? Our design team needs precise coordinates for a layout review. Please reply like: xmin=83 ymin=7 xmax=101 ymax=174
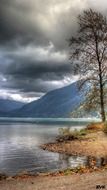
xmin=0 ymin=119 xmax=101 ymax=175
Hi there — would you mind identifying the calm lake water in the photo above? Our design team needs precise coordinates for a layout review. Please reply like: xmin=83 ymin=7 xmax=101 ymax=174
xmin=0 ymin=119 xmax=101 ymax=175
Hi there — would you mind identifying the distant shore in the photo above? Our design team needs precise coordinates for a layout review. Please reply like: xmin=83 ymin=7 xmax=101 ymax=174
xmin=0 ymin=117 xmax=101 ymax=124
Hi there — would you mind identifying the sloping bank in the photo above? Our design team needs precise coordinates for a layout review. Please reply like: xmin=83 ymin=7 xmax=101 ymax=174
xmin=41 ymin=123 xmax=107 ymax=158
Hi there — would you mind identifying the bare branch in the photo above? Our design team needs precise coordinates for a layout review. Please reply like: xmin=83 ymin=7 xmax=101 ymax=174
xmin=68 ymin=9 xmax=107 ymax=121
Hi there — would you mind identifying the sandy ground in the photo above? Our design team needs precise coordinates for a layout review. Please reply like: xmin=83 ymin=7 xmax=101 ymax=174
xmin=0 ymin=171 xmax=107 ymax=190
xmin=41 ymin=131 xmax=107 ymax=157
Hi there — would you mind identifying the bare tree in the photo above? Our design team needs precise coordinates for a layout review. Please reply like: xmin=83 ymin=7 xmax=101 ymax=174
xmin=69 ymin=9 xmax=107 ymax=122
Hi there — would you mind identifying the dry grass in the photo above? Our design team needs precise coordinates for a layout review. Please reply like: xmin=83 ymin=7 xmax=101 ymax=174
xmin=86 ymin=122 xmax=105 ymax=131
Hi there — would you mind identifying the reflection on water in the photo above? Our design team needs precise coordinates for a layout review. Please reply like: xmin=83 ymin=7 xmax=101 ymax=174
xmin=59 ymin=155 xmax=107 ymax=169
xmin=59 ymin=154 xmax=87 ymax=168
xmin=0 ymin=123 xmax=86 ymax=175
xmin=86 ymin=156 xmax=107 ymax=168
xmin=0 ymin=123 xmax=106 ymax=176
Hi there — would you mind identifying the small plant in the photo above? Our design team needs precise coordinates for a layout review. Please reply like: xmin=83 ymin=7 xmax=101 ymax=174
xmin=77 ymin=128 xmax=87 ymax=136
xmin=58 ymin=127 xmax=71 ymax=136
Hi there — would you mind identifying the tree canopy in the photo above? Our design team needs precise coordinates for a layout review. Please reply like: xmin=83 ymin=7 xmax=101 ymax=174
xmin=69 ymin=9 xmax=107 ymax=121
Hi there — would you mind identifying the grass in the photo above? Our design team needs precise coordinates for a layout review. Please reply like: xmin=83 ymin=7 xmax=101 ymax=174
xmin=86 ymin=122 xmax=105 ymax=131
xmin=87 ymin=121 xmax=107 ymax=134
xmin=57 ymin=121 xmax=107 ymax=142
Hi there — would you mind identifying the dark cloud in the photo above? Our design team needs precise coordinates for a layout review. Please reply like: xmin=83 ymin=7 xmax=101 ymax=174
xmin=5 ymin=61 xmax=72 ymax=80
xmin=0 ymin=0 xmax=49 ymax=47
xmin=0 ymin=0 xmax=107 ymax=49
xmin=0 ymin=0 xmax=107 ymax=101
xmin=0 ymin=0 xmax=84 ymax=50
xmin=1 ymin=53 xmax=72 ymax=93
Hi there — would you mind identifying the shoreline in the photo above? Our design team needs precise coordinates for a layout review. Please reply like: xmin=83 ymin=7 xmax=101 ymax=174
xmin=1 ymin=167 xmax=107 ymax=190
xmin=1 ymin=125 xmax=107 ymax=189
xmin=41 ymin=130 xmax=107 ymax=157
xmin=1 ymin=163 xmax=107 ymax=181
xmin=1 ymin=129 xmax=107 ymax=181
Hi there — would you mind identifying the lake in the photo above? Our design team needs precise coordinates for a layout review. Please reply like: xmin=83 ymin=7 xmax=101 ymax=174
xmin=0 ymin=118 xmax=100 ymax=176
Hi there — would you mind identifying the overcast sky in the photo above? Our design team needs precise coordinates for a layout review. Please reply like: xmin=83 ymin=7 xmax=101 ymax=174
xmin=0 ymin=0 xmax=107 ymax=102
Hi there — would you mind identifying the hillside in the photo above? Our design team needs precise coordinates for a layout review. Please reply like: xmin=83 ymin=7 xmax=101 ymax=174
xmin=12 ymin=81 xmax=86 ymax=118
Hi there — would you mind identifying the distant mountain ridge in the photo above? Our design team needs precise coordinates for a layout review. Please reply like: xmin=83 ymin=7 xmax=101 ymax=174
xmin=11 ymin=81 xmax=86 ymax=118
xmin=0 ymin=99 xmax=25 ymax=114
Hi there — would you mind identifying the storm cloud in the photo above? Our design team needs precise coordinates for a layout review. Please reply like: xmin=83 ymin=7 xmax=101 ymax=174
xmin=0 ymin=0 xmax=107 ymax=101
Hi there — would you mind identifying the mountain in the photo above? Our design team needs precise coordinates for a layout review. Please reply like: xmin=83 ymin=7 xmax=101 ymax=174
xmin=12 ymin=81 xmax=86 ymax=118
xmin=0 ymin=99 xmax=25 ymax=115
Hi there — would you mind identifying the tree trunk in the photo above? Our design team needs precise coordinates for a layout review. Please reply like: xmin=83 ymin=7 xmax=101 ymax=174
xmin=100 ymin=83 xmax=106 ymax=122
xmin=100 ymin=96 xmax=106 ymax=122
xmin=95 ymin=34 xmax=106 ymax=122
xmin=99 ymin=64 xmax=106 ymax=122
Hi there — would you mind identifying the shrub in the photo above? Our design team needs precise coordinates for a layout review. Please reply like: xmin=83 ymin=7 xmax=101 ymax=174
xmin=58 ymin=127 xmax=71 ymax=136
xmin=57 ymin=127 xmax=87 ymax=142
